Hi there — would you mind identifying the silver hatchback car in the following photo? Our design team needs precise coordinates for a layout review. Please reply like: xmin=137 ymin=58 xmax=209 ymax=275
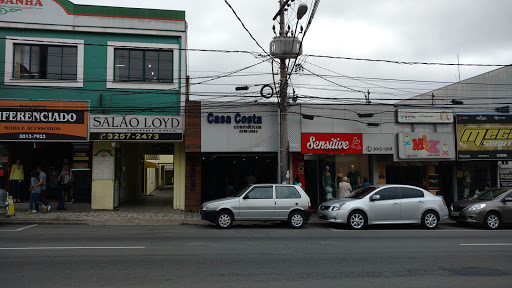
xmin=200 ymin=184 xmax=312 ymax=229
xmin=317 ymin=184 xmax=449 ymax=229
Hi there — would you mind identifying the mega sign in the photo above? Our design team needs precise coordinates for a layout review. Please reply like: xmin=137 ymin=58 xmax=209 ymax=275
xmin=0 ymin=100 xmax=88 ymax=141
xmin=301 ymin=133 xmax=363 ymax=154
xmin=398 ymin=133 xmax=455 ymax=159
xmin=457 ymin=114 xmax=512 ymax=160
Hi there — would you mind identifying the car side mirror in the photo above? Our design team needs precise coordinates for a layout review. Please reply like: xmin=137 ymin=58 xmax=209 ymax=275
xmin=370 ymin=194 xmax=380 ymax=201
xmin=243 ymin=194 xmax=249 ymax=200
xmin=504 ymin=197 xmax=512 ymax=202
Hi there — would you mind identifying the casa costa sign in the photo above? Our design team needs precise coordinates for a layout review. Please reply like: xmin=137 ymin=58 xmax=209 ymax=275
xmin=90 ymin=115 xmax=183 ymax=141
xmin=301 ymin=133 xmax=363 ymax=154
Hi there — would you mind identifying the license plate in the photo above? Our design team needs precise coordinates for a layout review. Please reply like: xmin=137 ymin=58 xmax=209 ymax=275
xmin=451 ymin=212 xmax=459 ymax=216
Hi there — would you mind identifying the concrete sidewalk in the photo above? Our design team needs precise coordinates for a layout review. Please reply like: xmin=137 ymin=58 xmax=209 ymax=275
xmin=1 ymin=202 xmax=203 ymax=225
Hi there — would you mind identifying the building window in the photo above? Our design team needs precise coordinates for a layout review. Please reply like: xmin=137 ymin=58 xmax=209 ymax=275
xmin=114 ymin=49 xmax=173 ymax=83
xmin=13 ymin=45 xmax=77 ymax=80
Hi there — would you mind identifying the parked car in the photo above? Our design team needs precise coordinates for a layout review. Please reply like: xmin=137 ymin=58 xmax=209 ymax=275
xmin=317 ymin=184 xmax=449 ymax=229
xmin=450 ymin=188 xmax=512 ymax=229
xmin=200 ymin=184 xmax=312 ymax=229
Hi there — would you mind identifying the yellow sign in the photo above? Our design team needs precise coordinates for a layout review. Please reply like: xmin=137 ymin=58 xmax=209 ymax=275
xmin=7 ymin=196 xmax=15 ymax=216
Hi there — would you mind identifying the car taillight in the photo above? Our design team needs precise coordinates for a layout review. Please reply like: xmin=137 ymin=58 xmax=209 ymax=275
xmin=308 ymin=202 xmax=311 ymax=210
xmin=442 ymin=198 xmax=447 ymax=207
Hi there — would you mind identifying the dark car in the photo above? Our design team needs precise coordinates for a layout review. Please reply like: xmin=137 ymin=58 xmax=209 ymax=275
xmin=450 ymin=188 xmax=512 ymax=229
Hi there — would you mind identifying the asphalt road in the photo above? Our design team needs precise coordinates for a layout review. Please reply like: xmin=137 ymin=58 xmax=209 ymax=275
xmin=1 ymin=223 xmax=511 ymax=288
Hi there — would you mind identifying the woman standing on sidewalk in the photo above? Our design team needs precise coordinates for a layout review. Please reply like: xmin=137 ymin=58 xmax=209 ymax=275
xmin=57 ymin=163 xmax=72 ymax=210
xmin=9 ymin=159 xmax=24 ymax=203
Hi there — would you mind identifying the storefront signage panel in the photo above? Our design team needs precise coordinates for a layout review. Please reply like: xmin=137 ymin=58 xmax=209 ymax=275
xmin=301 ymin=133 xmax=363 ymax=154
xmin=397 ymin=109 xmax=453 ymax=123
xmin=398 ymin=132 xmax=455 ymax=159
xmin=201 ymin=107 xmax=278 ymax=152
xmin=90 ymin=115 xmax=183 ymax=141
xmin=0 ymin=100 xmax=88 ymax=141
xmin=362 ymin=134 xmax=395 ymax=154
xmin=456 ymin=114 xmax=512 ymax=160
xmin=499 ymin=172 xmax=512 ymax=188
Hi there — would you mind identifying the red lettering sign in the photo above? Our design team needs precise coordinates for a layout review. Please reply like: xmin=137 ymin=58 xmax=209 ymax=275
xmin=301 ymin=133 xmax=363 ymax=154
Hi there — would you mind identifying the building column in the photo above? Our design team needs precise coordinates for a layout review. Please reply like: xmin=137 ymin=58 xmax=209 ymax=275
xmin=91 ymin=142 xmax=115 ymax=210
xmin=173 ymin=142 xmax=186 ymax=210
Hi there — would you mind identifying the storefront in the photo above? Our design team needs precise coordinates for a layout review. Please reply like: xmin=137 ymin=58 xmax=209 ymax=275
xmin=199 ymin=104 xmax=279 ymax=203
xmin=89 ymin=114 xmax=185 ymax=209
xmin=455 ymin=113 xmax=512 ymax=198
xmin=0 ymin=99 xmax=90 ymax=202
xmin=395 ymin=131 xmax=457 ymax=203
xmin=298 ymin=132 xmax=395 ymax=209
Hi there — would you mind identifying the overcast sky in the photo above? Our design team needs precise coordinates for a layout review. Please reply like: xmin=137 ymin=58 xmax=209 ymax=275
xmin=74 ymin=0 xmax=512 ymax=104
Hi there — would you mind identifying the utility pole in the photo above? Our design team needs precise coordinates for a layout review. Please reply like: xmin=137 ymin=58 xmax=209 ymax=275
xmin=278 ymin=0 xmax=289 ymax=184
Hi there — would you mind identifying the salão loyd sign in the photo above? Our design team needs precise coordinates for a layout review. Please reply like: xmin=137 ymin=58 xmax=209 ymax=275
xmin=0 ymin=100 xmax=88 ymax=141
xmin=90 ymin=115 xmax=183 ymax=141
xmin=457 ymin=114 xmax=512 ymax=160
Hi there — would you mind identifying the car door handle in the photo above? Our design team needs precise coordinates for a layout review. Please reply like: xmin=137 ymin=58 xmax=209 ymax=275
xmin=393 ymin=203 xmax=400 ymax=206
xmin=419 ymin=201 xmax=425 ymax=203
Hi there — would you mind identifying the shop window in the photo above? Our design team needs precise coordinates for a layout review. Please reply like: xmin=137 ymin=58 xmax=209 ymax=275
xmin=400 ymin=187 xmax=424 ymax=199
xmin=114 ymin=49 xmax=173 ymax=83
xmin=246 ymin=187 xmax=273 ymax=199
xmin=374 ymin=187 xmax=399 ymax=200
xmin=276 ymin=186 xmax=301 ymax=199
xmin=13 ymin=44 xmax=78 ymax=80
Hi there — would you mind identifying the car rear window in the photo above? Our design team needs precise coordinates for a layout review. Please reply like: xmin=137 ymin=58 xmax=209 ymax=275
xmin=400 ymin=187 xmax=424 ymax=199
xmin=276 ymin=186 xmax=301 ymax=199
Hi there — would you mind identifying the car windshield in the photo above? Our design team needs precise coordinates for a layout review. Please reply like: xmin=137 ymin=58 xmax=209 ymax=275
xmin=473 ymin=188 xmax=509 ymax=201
xmin=346 ymin=186 xmax=377 ymax=199
xmin=232 ymin=186 xmax=252 ymax=197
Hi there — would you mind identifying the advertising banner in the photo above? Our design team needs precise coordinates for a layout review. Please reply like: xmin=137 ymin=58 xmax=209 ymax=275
xmin=398 ymin=132 xmax=455 ymax=159
xmin=90 ymin=115 xmax=183 ymax=141
xmin=456 ymin=114 xmax=512 ymax=160
xmin=362 ymin=134 xmax=395 ymax=154
xmin=397 ymin=108 xmax=453 ymax=123
xmin=301 ymin=133 xmax=363 ymax=154
xmin=201 ymin=106 xmax=278 ymax=152
xmin=0 ymin=100 xmax=88 ymax=141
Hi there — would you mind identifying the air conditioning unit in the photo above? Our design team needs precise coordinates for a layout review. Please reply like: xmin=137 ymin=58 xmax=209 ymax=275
xmin=269 ymin=37 xmax=302 ymax=58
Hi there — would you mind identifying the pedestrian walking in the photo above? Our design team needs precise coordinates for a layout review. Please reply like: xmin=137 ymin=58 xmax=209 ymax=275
xmin=338 ymin=177 xmax=352 ymax=198
xmin=9 ymin=159 xmax=24 ymax=203
xmin=33 ymin=166 xmax=52 ymax=213
xmin=27 ymin=170 xmax=45 ymax=214
xmin=57 ymin=163 xmax=72 ymax=210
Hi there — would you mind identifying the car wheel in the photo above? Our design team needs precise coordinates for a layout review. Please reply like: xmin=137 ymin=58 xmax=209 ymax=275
xmin=215 ymin=211 xmax=233 ymax=229
xmin=484 ymin=212 xmax=501 ymax=230
xmin=422 ymin=210 xmax=439 ymax=229
xmin=288 ymin=211 xmax=306 ymax=229
xmin=347 ymin=210 xmax=367 ymax=230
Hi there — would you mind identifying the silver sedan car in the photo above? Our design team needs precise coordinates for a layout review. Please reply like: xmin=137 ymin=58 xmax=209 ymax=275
xmin=200 ymin=184 xmax=312 ymax=229
xmin=317 ymin=184 xmax=449 ymax=229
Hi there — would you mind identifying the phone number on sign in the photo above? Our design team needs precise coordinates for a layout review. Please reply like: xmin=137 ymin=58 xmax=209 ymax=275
xmin=99 ymin=133 xmax=160 ymax=140
xmin=19 ymin=134 xmax=46 ymax=139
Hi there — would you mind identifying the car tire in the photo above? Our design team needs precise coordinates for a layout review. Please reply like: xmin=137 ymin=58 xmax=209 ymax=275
xmin=288 ymin=211 xmax=306 ymax=229
xmin=215 ymin=211 xmax=233 ymax=229
xmin=483 ymin=212 xmax=501 ymax=230
xmin=347 ymin=210 xmax=367 ymax=230
xmin=421 ymin=210 xmax=439 ymax=229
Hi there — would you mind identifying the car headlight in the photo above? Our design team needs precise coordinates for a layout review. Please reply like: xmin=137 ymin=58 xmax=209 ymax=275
xmin=466 ymin=204 xmax=486 ymax=211
xmin=331 ymin=203 xmax=345 ymax=211
xmin=202 ymin=205 xmax=209 ymax=210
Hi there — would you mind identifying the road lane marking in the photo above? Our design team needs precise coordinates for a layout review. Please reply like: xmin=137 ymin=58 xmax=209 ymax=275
xmin=0 ymin=246 xmax=145 ymax=250
xmin=460 ymin=244 xmax=512 ymax=246
xmin=328 ymin=228 xmax=502 ymax=232
xmin=0 ymin=224 xmax=38 ymax=232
